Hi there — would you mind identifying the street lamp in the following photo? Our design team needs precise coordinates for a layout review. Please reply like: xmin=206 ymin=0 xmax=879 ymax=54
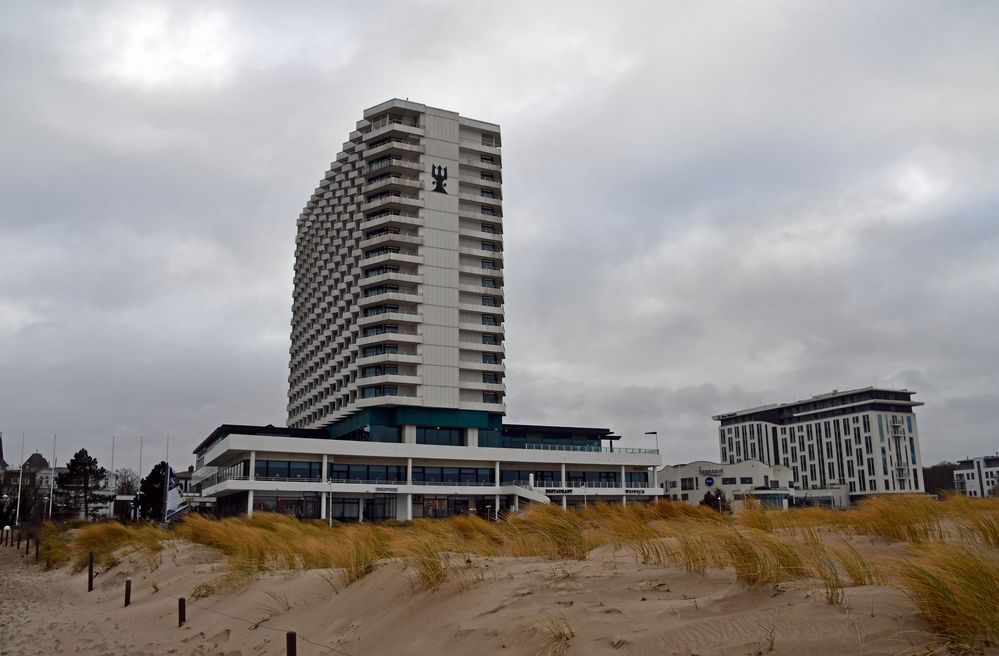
xmin=644 ymin=432 xmax=661 ymax=491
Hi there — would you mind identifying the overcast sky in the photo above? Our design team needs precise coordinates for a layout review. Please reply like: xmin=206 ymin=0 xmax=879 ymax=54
xmin=1 ymin=1 xmax=998 ymax=474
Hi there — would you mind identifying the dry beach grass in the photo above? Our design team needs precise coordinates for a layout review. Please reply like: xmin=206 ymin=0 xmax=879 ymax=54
xmin=9 ymin=494 xmax=998 ymax=655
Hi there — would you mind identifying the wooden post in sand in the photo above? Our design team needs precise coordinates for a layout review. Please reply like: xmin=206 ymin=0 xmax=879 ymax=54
xmin=25 ymin=536 xmax=30 ymax=556
xmin=17 ymin=533 xmax=21 ymax=549
xmin=124 ymin=578 xmax=132 ymax=607
xmin=178 ymin=597 xmax=186 ymax=627
xmin=35 ymin=539 xmax=39 ymax=561
xmin=87 ymin=552 xmax=94 ymax=592
xmin=286 ymin=631 xmax=297 ymax=656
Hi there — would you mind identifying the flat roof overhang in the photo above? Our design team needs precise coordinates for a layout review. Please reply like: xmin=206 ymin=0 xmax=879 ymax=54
xmin=194 ymin=424 xmax=325 ymax=455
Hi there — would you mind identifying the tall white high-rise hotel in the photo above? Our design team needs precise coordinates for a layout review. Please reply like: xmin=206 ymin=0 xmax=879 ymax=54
xmin=288 ymin=99 xmax=506 ymax=435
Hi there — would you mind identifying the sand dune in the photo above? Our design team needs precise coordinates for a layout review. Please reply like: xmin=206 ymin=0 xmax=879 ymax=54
xmin=0 ymin=534 xmax=943 ymax=656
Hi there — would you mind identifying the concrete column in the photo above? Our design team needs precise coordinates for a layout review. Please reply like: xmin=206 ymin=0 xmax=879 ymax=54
xmin=321 ymin=454 xmax=328 ymax=483
xmin=561 ymin=463 xmax=567 ymax=487
xmin=652 ymin=467 xmax=658 ymax=490
xmin=561 ymin=495 xmax=567 ymax=510
xmin=466 ymin=427 xmax=478 ymax=447
xmin=320 ymin=490 xmax=327 ymax=519
xmin=248 ymin=451 xmax=256 ymax=481
xmin=403 ymin=425 xmax=417 ymax=444
xmin=494 ymin=461 xmax=500 ymax=486
xmin=514 ymin=495 xmax=519 ymax=513
xmin=396 ymin=493 xmax=412 ymax=521
xmin=407 ymin=458 xmax=413 ymax=485
xmin=358 ymin=496 xmax=365 ymax=523
xmin=494 ymin=494 xmax=500 ymax=520
xmin=621 ymin=495 xmax=627 ymax=507
xmin=247 ymin=490 xmax=254 ymax=517
xmin=620 ymin=465 xmax=626 ymax=486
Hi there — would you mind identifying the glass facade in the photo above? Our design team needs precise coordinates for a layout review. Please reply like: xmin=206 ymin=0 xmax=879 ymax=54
xmin=336 ymin=425 xmax=402 ymax=443
xmin=411 ymin=466 xmax=493 ymax=484
xmin=254 ymin=460 xmax=323 ymax=480
xmin=416 ymin=427 xmax=464 ymax=446
xmin=328 ymin=463 xmax=406 ymax=483
xmin=478 ymin=430 xmax=602 ymax=450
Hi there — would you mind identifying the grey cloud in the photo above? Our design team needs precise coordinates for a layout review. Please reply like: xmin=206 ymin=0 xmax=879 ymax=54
xmin=2 ymin=0 xmax=998 ymax=469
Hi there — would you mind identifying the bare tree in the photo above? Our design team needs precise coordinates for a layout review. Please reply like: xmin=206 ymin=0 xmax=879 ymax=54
xmin=115 ymin=468 xmax=140 ymax=495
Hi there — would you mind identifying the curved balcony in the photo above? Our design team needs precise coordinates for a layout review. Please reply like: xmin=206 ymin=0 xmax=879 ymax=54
xmin=367 ymin=157 xmax=420 ymax=175
xmin=356 ymin=351 xmax=422 ymax=366
xmin=358 ymin=310 xmax=421 ymax=327
xmin=364 ymin=140 xmax=424 ymax=160
xmin=359 ymin=231 xmax=422 ymax=250
xmin=361 ymin=193 xmax=421 ymax=213
xmin=458 ymin=227 xmax=503 ymax=241
xmin=359 ymin=271 xmax=422 ymax=288
xmin=459 ymin=247 xmax=503 ymax=260
xmin=360 ymin=212 xmax=421 ymax=233
xmin=357 ymin=290 xmax=422 ymax=307
xmin=356 ymin=330 xmax=421 ymax=347
xmin=366 ymin=175 xmax=421 ymax=193
xmin=459 ymin=322 xmax=504 ymax=334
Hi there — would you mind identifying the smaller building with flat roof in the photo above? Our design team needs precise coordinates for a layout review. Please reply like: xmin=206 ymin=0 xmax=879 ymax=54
xmin=953 ymin=455 xmax=999 ymax=498
xmin=192 ymin=422 xmax=663 ymax=521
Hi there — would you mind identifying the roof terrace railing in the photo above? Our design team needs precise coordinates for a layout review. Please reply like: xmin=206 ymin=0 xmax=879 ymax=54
xmin=523 ymin=444 xmax=659 ymax=455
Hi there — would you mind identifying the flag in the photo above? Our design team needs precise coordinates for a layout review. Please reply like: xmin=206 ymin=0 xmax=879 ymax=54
xmin=164 ymin=468 xmax=187 ymax=521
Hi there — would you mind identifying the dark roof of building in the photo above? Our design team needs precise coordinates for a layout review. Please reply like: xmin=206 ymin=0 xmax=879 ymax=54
xmin=194 ymin=424 xmax=326 ymax=455
xmin=194 ymin=420 xmax=623 ymax=455
xmin=23 ymin=453 xmax=50 ymax=472
xmin=713 ymin=386 xmax=922 ymax=422
xmin=956 ymin=456 xmax=999 ymax=469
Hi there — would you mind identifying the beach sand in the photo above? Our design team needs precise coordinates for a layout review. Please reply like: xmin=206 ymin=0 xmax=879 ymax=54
xmin=0 ymin=537 xmax=937 ymax=656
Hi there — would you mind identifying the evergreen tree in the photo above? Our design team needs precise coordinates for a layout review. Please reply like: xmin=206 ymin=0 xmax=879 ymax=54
xmin=700 ymin=488 xmax=730 ymax=513
xmin=58 ymin=448 xmax=111 ymax=520
xmin=139 ymin=461 xmax=168 ymax=521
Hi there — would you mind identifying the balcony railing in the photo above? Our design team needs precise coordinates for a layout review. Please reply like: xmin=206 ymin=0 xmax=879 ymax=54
xmin=512 ymin=480 xmax=648 ymax=489
xmin=523 ymin=444 xmax=659 ymax=455
xmin=202 ymin=471 xmax=654 ymax=491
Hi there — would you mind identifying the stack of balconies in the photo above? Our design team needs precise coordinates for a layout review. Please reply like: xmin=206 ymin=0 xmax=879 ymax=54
xmin=290 ymin=103 xmax=507 ymax=427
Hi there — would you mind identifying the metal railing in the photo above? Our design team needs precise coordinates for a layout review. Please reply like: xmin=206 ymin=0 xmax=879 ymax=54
xmin=523 ymin=444 xmax=659 ymax=455
xmin=510 ymin=480 xmax=648 ymax=489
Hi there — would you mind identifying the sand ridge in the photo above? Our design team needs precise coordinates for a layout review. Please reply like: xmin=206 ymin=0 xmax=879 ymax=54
xmin=0 ymin=539 xmax=938 ymax=656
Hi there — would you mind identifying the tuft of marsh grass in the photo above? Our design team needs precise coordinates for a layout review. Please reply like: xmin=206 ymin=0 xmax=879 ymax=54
xmin=536 ymin=614 xmax=574 ymax=656
xmin=831 ymin=538 xmax=883 ymax=586
xmin=807 ymin=549 xmax=845 ymax=605
xmin=896 ymin=543 xmax=999 ymax=649
xmin=740 ymin=497 xmax=774 ymax=532
xmin=508 ymin=505 xmax=589 ymax=560
xmin=72 ymin=521 xmax=169 ymax=571
xmin=39 ymin=522 xmax=73 ymax=569
xmin=403 ymin=539 xmax=452 ymax=590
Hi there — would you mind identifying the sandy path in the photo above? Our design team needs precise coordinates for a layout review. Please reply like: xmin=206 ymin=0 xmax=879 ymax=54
xmin=0 ymin=539 xmax=938 ymax=656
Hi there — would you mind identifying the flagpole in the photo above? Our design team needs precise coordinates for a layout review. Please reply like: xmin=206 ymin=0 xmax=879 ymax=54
xmin=137 ymin=436 xmax=143 ymax=521
xmin=14 ymin=433 xmax=25 ymax=526
xmin=108 ymin=435 xmax=116 ymax=521
xmin=162 ymin=436 xmax=170 ymax=522
xmin=48 ymin=434 xmax=56 ymax=520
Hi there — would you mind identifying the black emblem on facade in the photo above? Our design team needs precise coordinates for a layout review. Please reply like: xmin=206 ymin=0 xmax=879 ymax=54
xmin=431 ymin=164 xmax=448 ymax=194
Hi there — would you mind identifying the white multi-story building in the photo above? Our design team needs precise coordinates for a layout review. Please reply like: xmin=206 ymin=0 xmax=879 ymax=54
xmin=713 ymin=387 xmax=925 ymax=501
xmin=288 ymin=99 xmax=507 ymax=429
xmin=192 ymin=100 xmax=663 ymax=519
xmin=953 ymin=456 xmax=999 ymax=498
